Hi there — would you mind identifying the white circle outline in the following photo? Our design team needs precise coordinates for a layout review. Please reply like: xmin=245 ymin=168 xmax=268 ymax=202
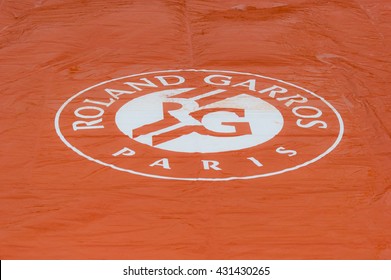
xmin=55 ymin=69 xmax=344 ymax=181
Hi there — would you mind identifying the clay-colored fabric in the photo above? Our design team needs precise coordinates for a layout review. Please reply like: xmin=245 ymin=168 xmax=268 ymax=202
xmin=0 ymin=0 xmax=390 ymax=259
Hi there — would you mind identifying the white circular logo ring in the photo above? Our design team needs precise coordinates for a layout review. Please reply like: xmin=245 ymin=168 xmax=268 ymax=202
xmin=55 ymin=69 xmax=344 ymax=181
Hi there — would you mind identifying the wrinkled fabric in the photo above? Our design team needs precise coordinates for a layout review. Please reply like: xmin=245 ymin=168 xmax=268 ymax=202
xmin=0 ymin=0 xmax=390 ymax=259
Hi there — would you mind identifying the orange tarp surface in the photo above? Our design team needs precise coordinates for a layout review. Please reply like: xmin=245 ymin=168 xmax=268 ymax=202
xmin=0 ymin=0 xmax=390 ymax=259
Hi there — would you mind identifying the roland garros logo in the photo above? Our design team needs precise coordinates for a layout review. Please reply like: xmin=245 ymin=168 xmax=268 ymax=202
xmin=55 ymin=69 xmax=344 ymax=181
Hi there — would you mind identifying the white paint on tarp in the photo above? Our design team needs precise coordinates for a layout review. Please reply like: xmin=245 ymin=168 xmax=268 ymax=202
xmin=55 ymin=69 xmax=344 ymax=181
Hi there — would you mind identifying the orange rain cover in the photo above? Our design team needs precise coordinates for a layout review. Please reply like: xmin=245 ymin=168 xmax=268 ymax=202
xmin=0 ymin=0 xmax=390 ymax=259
